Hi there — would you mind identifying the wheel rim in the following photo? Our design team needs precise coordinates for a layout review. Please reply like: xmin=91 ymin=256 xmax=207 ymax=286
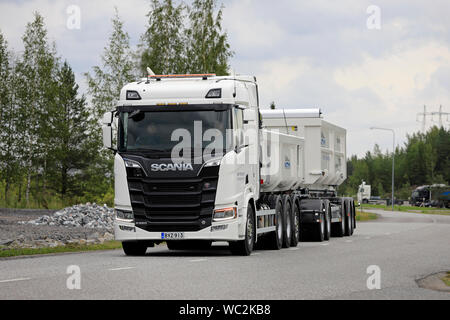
xmin=286 ymin=203 xmax=292 ymax=240
xmin=277 ymin=207 xmax=283 ymax=241
xmin=320 ymin=214 xmax=325 ymax=235
xmin=294 ymin=205 xmax=300 ymax=240
xmin=247 ymin=213 xmax=253 ymax=248
xmin=327 ymin=210 xmax=331 ymax=234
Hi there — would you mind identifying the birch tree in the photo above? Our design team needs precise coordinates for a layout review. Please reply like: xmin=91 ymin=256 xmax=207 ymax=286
xmin=185 ymin=0 xmax=233 ymax=75
xmin=14 ymin=12 xmax=58 ymax=206
xmin=138 ymin=0 xmax=186 ymax=75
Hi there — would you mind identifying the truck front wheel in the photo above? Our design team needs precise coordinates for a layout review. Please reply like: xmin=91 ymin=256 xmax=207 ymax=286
xmin=122 ymin=241 xmax=147 ymax=256
xmin=229 ymin=205 xmax=255 ymax=256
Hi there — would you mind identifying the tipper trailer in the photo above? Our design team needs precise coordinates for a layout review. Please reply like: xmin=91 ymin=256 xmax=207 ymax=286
xmin=102 ymin=73 xmax=355 ymax=256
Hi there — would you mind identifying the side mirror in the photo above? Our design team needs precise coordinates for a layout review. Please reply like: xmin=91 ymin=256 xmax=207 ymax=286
xmin=243 ymin=109 xmax=256 ymax=122
xmin=102 ymin=111 xmax=113 ymax=125
xmin=102 ymin=112 xmax=114 ymax=150
xmin=102 ymin=125 xmax=112 ymax=150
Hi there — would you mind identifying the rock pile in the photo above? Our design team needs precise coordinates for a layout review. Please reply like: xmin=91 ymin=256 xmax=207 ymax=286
xmin=20 ymin=203 xmax=115 ymax=231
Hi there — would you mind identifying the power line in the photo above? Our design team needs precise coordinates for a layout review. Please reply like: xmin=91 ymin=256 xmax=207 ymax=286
xmin=417 ymin=105 xmax=449 ymax=132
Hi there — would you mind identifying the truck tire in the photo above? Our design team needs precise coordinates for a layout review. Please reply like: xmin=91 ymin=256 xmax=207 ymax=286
xmin=332 ymin=199 xmax=345 ymax=237
xmin=230 ymin=205 xmax=255 ymax=256
xmin=282 ymin=195 xmax=293 ymax=248
xmin=315 ymin=202 xmax=325 ymax=242
xmin=344 ymin=199 xmax=353 ymax=236
xmin=290 ymin=196 xmax=300 ymax=247
xmin=351 ymin=200 xmax=356 ymax=232
xmin=324 ymin=200 xmax=331 ymax=241
xmin=267 ymin=195 xmax=283 ymax=250
xmin=122 ymin=241 xmax=147 ymax=256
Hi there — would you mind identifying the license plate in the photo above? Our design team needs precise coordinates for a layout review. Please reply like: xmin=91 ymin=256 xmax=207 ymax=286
xmin=161 ymin=232 xmax=184 ymax=240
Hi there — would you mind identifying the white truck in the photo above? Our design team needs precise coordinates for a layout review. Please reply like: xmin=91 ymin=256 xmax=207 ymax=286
xmin=357 ymin=181 xmax=371 ymax=204
xmin=102 ymin=73 xmax=355 ymax=256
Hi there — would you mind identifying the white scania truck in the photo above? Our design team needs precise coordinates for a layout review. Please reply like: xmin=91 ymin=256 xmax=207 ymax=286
xmin=102 ymin=73 xmax=355 ymax=256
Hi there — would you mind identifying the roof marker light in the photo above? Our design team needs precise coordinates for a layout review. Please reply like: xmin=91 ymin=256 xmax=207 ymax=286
xmin=126 ymin=90 xmax=141 ymax=100
xmin=206 ymin=88 xmax=222 ymax=99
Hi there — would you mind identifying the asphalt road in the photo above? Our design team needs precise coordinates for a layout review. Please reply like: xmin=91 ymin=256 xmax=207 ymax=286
xmin=0 ymin=209 xmax=449 ymax=300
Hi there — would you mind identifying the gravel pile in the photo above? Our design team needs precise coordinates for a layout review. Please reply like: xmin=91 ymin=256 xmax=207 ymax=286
xmin=20 ymin=203 xmax=115 ymax=231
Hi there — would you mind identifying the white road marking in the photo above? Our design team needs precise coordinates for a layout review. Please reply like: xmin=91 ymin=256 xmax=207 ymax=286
xmin=320 ymin=243 xmax=329 ymax=246
xmin=253 ymin=252 xmax=261 ymax=255
xmin=288 ymin=247 xmax=300 ymax=250
xmin=108 ymin=267 xmax=136 ymax=271
xmin=0 ymin=278 xmax=31 ymax=283
xmin=345 ymin=240 xmax=353 ymax=243
xmin=190 ymin=259 xmax=207 ymax=262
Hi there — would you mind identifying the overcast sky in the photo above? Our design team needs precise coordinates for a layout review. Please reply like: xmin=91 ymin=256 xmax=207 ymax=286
xmin=0 ymin=0 xmax=449 ymax=157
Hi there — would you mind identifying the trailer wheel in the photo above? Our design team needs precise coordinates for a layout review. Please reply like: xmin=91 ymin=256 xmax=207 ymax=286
xmin=230 ymin=205 xmax=255 ymax=256
xmin=351 ymin=200 xmax=356 ymax=232
xmin=290 ymin=197 xmax=300 ymax=247
xmin=122 ymin=241 xmax=147 ymax=256
xmin=282 ymin=195 xmax=293 ymax=248
xmin=267 ymin=196 xmax=283 ymax=250
xmin=315 ymin=202 xmax=325 ymax=242
xmin=324 ymin=200 xmax=331 ymax=241
xmin=332 ymin=199 xmax=345 ymax=237
xmin=344 ymin=199 xmax=353 ymax=236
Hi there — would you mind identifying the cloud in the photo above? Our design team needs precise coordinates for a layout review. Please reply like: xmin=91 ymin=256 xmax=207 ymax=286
xmin=1 ymin=0 xmax=449 ymax=157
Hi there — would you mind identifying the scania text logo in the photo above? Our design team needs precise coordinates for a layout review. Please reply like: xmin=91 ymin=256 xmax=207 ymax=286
xmin=151 ymin=163 xmax=194 ymax=172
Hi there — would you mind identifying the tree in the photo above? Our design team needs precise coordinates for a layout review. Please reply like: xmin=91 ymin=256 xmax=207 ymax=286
xmin=47 ymin=62 xmax=91 ymax=198
xmin=138 ymin=0 xmax=186 ymax=75
xmin=14 ymin=12 xmax=59 ymax=206
xmin=86 ymin=8 xmax=136 ymax=120
xmin=270 ymin=101 xmax=276 ymax=109
xmin=85 ymin=9 xmax=136 ymax=203
xmin=185 ymin=0 xmax=233 ymax=75
xmin=0 ymin=30 xmax=18 ymax=204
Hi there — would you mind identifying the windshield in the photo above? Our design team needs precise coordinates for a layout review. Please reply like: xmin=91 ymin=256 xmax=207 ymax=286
xmin=118 ymin=108 xmax=232 ymax=156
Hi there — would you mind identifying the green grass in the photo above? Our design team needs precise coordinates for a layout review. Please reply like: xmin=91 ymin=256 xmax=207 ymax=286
xmin=442 ymin=272 xmax=450 ymax=287
xmin=356 ymin=210 xmax=378 ymax=221
xmin=360 ymin=204 xmax=450 ymax=215
xmin=0 ymin=241 xmax=122 ymax=258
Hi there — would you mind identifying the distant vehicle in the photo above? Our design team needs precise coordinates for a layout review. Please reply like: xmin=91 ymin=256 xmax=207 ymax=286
xmin=357 ymin=181 xmax=371 ymax=204
xmin=411 ymin=185 xmax=450 ymax=208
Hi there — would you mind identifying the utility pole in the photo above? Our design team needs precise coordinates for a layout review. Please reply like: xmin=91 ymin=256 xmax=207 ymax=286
xmin=417 ymin=105 xmax=448 ymax=131
xmin=431 ymin=105 xmax=449 ymax=128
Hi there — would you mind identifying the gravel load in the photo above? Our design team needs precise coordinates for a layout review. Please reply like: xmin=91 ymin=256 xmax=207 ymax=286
xmin=19 ymin=203 xmax=115 ymax=231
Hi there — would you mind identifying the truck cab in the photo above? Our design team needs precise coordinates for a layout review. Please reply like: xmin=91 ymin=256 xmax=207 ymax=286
xmin=102 ymin=74 xmax=261 ymax=255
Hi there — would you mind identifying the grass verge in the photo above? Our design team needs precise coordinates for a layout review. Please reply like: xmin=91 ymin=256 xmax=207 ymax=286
xmin=356 ymin=210 xmax=378 ymax=221
xmin=442 ymin=272 xmax=450 ymax=287
xmin=0 ymin=241 xmax=122 ymax=258
xmin=360 ymin=204 xmax=450 ymax=215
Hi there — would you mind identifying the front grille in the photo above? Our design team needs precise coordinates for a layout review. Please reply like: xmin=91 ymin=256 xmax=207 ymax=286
xmin=128 ymin=167 xmax=219 ymax=232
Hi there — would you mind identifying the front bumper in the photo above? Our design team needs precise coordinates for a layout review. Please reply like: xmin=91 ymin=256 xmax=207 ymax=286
xmin=114 ymin=219 xmax=242 ymax=242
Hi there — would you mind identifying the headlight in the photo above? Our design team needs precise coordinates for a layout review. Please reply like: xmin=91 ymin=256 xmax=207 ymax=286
xmin=204 ymin=158 xmax=222 ymax=167
xmin=116 ymin=209 xmax=134 ymax=221
xmin=124 ymin=158 xmax=146 ymax=177
xmin=213 ymin=207 xmax=237 ymax=222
